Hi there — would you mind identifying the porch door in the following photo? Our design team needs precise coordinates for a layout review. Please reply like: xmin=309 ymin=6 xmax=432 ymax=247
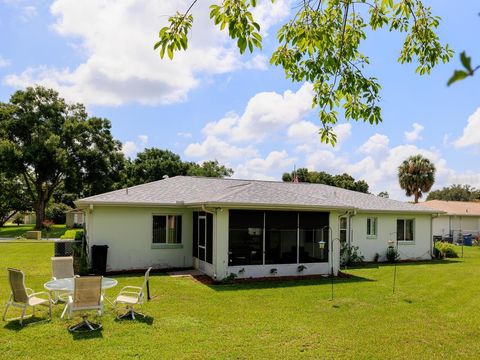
xmin=198 ymin=215 xmax=207 ymax=262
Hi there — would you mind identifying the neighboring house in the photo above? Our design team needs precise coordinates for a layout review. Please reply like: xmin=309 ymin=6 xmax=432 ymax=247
xmin=66 ymin=209 xmax=85 ymax=228
xmin=416 ymin=200 xmax=480 ymax=241
xmin=22 ymin=212 xmax=36 ymax=225
xmin=76 ymin=176 xmax=438 ymax=280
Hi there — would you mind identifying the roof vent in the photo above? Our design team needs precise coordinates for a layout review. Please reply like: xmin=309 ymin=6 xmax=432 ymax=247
xmin=163 ymin=175 xmax=169 ymax=179
xmin=125 ymin=188 xmax=129 ymax=195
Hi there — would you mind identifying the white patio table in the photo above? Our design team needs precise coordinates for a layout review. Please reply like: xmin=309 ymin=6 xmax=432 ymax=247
xmin=44 ymin=277 xmax=118 ymax=317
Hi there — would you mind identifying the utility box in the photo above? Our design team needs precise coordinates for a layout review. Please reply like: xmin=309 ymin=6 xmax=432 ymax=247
xmin=25 ymin=231 xmax=41 ymax=240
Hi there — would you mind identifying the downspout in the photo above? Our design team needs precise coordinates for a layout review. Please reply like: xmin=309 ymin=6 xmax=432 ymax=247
xmin=348 ymin=210 xmax=357 ymax=249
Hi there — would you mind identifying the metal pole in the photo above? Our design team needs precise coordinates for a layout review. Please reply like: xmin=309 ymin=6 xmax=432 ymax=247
xmin=331 ymin=236 xmax=334 ymax=301
xmin=389 ymin=232 xmax=398 ymax=295
xmin=147 ymin=279 xmax=151 ymax=301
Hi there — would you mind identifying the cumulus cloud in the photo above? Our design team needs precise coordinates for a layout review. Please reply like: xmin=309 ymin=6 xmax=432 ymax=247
xmin=454 ymin=108 xmax=480 ymax=148
xmin=234 ymin=150 xmax=296 ymax=180
xmin=121 ymin=135 xmax=149 ymax=158
xmin=404 ymin=122 xmax=424 ymax=142
xmin=185 ymin=135 xmax=258 ymax=162
xmin=201 ymin=82 xmax=315 ymax=143
xmin=4 ymin=0 xmax=289 ymax=106
xmin=358 ymin=133 xmax=390 ymax=155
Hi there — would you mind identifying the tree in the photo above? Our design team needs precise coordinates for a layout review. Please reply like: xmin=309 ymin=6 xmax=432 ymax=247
xmin=0 ymin=86 xmax=124 ymax=229
xmin=186 ymin=160 xmax=234 ymax=177
xmin=122 ymin=148 xmax=233 ymax=187
xmin=426 ymin=184 xmax=480 ymax=202
xmin=378 ymin=191 xmax=389 ymax=198
xmin=398 ymin=154 xmax=436 ymax=203
xmin=0 ymin=173 xmax=30 ymax=227
xmin=282 ymin=168 xmax=369 ymax=193
xmin=156 ymin=1 xmax=452 ymax=144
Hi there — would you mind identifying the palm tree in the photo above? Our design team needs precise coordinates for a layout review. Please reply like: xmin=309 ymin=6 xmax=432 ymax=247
xmin=398 ymin=155 xmax=436 ymax=203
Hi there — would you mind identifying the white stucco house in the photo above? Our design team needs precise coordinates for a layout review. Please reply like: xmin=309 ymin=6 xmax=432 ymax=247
xmin=76 ymin=176 xmax=439 ymax=280
xmin=416 ymin=200 xmax=480 ymax=241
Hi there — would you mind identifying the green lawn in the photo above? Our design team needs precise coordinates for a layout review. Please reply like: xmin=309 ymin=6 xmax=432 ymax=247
xmin=0 ymin=243 xmax=479 ymax=359
xmin=0 ymin=224 xmax=67 ymax=239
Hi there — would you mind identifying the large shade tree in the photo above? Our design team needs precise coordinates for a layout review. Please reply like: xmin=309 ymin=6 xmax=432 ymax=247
xmin=155 ymin=0 xmax=452 ymax=144
xmin=398 ymin=154 xmax=436 ymax=203
xmin=0 ymin=173 xmax=30 ymax=227
xmin=282 ymin=168 xmax=369 ymax=193
xmin=427 ymin=184 xmax=480 ymax=202
xmin=121 ymin=148 xmax=233 ymax=187
xmin=0 ymin=86 xmax=125 ymax=229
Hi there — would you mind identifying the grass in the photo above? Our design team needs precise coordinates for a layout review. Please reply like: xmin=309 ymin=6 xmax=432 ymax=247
xmin=0 ymin=243 xmax=479 ymax=359
xmin=0 ymin=224 xmax=67 ymax=239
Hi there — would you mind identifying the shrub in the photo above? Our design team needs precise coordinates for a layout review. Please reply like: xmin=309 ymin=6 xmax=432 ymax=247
xmin=45 ymin=203 xmax=72 ymax=224
xmin=340 ymin=244 xmax=364 ymax=266
xmin=386 ymin=246 xmax=400 ymax=263
xmin=60 ymin=229 xmax=84 ymax=240
xmin=373 ymin=253 xmax=380 ymax=263
xmin=13 ymin=214 xmax=24 ymax=226
xmin=435 ymin=242 xmax=458 ymax=258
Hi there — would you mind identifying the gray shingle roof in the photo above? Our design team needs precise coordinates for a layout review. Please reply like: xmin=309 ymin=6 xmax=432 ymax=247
xmin=76 ymin=176 xmax=440 ymax=213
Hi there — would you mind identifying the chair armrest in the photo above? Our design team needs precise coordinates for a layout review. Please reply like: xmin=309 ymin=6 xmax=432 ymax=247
xmin=51 ymin=277 xmax=57 ymax=280
xmin=26 ymin=288 xmax=34 ymax=295
xmin=29 ymin=291 xmax=52 ymax=301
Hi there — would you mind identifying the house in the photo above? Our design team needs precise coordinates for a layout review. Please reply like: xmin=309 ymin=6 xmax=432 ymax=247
xmin=416 ymin=200 xmax=480 ymax=241
xmin=65 ymin=209 xmax=85 ymax=228
xmin=76 ymin=176 xmax=439 ymax=280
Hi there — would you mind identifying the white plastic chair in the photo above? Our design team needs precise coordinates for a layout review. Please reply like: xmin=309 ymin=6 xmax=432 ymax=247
xmin=114 ymin=267 xmax=152 ymax=319
xmin=62 ymin=276 xmax=104 ymax=332
xmin=51 ymin=256 xmax=76 ymax=303
xmin=3 ymin=268 xmax=52 ymax=326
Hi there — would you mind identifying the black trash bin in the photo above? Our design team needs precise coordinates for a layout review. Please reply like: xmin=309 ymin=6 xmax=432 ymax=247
xmin=91 ymin=245 xmax=109 ymax=275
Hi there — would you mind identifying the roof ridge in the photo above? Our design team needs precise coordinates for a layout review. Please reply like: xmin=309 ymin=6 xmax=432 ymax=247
xmin=212 ymin=182 xmax=254 ymax=202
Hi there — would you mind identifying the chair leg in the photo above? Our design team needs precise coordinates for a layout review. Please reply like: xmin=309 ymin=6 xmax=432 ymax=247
xmin=61 ymin=303 xmax=69 ymax=319
xmin=48 ymin=301 xmax=52 ymax=320
xmin=2 ymin=300 xmax=11 ymax=321
xmin=20 ymin=306 xmax=27 ymax=326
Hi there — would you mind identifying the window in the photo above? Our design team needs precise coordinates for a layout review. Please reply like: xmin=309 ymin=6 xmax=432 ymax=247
xmin=152 ymin=215 xmax=182 ymax=244
xmin=396 ymin=219 xmax=414 ymax=242
xmin=366 ymin=218 xmax=377 ymax=237
xmin=339 ymin=217 xmax=348 ymax=244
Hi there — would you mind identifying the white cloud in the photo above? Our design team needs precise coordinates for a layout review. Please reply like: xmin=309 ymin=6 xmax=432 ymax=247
xmin=4 ymin=0 xmax=287 ymax=106
xmin=122 ymin=141 xmax=138 ymax=158
xmin=0 ymin=55 xmax=10 ymax=68
xmin=202 ymin=83 xmax=315 ymax=143
xmin=122 ymin=135 xmax=148 ymax=157
xmin=454 ymin=108 xmax=480 ymax=148
xmin=234 ymin=150 xmax=296 ymax=180
xmin=404 ymin=122 xmax=424 ymax=142
xmin=184 ymin=135 xmax=258 ymax=162
xmin=359 ymin=133 xmax=390 ymax=155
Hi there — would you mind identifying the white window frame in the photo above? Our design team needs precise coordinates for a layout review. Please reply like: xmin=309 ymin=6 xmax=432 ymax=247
xmin=151 ymin=214 xmax=183 ymax=247
xmin=366 ymin=217 xmax=377 ymax=238
xmin=396 ymin=218 xmax=415 ymax=242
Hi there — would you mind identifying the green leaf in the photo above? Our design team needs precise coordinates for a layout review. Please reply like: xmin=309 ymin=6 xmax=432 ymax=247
xmin=447 ymin=70 xmax=469 ymax=86
xmin=460 ymin=51 xmax=473 ymax=73
xmin=167 ymin=46 xmax=174 ymax=60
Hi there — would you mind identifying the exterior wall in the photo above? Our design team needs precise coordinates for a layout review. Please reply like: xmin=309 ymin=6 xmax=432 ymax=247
xmin=351 ymin=213 xmax=432 ymax=261
xmin=87 ymin=206 xmax=193 ymax=272
xmin=432 ymin=215 xmax=480 ymax=237
xmin=432 ymin=216 xmax=450 ymax=237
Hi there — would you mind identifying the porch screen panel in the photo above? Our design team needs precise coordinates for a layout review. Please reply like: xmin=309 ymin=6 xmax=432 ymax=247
xmin=299 ymin=212 xmax=329 ymax=263
xmin=207 ymin=213 xmax=213 ymax=264
xmin=192 ymin=212 xmax=198 ymax=258
xmin=265 ymin=211 xmax=298 ymax=264
xmin=228 ymin=210 xmax=264 ymax=266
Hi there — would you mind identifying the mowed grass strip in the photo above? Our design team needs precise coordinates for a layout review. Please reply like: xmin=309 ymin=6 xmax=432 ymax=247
xmin=0 ymin=242 xmax=479 ymax=359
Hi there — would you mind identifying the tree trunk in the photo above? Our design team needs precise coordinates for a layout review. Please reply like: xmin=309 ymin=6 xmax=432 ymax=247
xmin=34 ymin=197 xmax=47 ymax=230
xmin=414 ymin=192 xmax=420 ymax=203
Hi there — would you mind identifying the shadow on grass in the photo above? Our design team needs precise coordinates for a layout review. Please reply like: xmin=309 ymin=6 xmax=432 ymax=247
xmin=207 ymin=274 xmax=375 ymax=292
xmin=3 ymin=316 xmax=51 ymax=331
xmin=70 ymin=327 xmax=104 ymax=340
xmin=114 ymin=315 xmax=154 ymax=325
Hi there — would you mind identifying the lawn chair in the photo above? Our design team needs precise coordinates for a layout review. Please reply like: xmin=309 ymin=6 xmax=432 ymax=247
xmin=3 ymin=268 xmax=52 ymax=326
xmin=51 ymin=256 xmax=76 ymax=303
xmin=114 ymin=267 xmax=152 ymax=319
xmin=63 ymin=276 xmax=104 ymax=332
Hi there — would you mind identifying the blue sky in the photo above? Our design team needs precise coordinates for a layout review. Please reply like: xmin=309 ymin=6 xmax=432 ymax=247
xmin=1 ymin=0 xmax=479 ymax=200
